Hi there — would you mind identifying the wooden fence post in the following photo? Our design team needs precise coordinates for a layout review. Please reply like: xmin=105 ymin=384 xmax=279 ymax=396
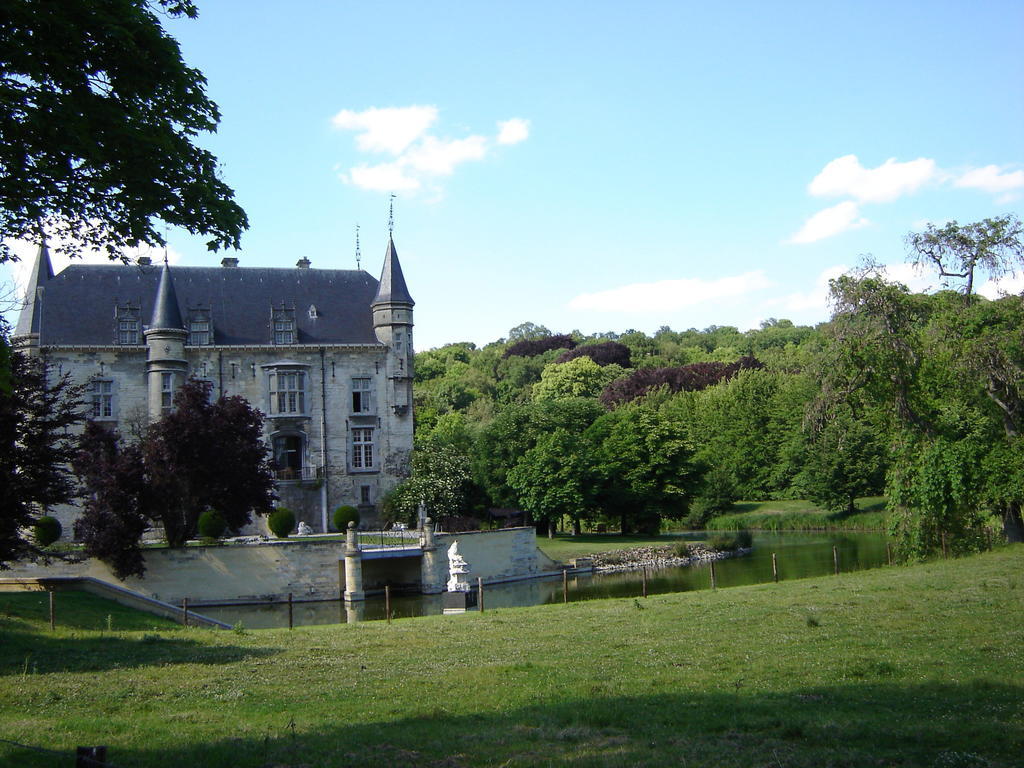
xmin=288 ymin=592 xmax=294 ymax=630
xmin=182 ymin=597 xmax=189 ymax=627
xmin=49 ymin=590 xmax=55 ymax=631
xmin=562 ymin=569 xmax=568 ymax=604
xmin=833 ymin=546 xmax=839 ymax=575
xmin=478 ymin=577 xmax=484 ymax=613
xmin=642 ymin=568 xmax=648 ymax=598
xmin=385 ymin=585 xmax=391 ymax=625
xmin=771 ymin=552 xmax=778 ymax=583
xmin=710 ymin=560 xmax=717 ymax=590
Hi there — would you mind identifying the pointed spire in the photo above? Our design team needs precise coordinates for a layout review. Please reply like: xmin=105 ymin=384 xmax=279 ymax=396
xmin=372 ymin=235 xmax=414 ymax=307
xmin=149 ymin=261 xmax=185 ymax=331
xmin=13 ymin=235 xmax=54 ymax=338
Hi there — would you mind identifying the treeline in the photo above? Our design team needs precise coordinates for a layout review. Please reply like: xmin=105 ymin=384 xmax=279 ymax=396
xmin=387 ymin=216 xmax=1024 ymax=559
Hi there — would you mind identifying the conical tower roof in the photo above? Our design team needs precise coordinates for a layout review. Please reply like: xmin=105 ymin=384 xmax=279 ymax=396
xmin=13 ymin=237 xmax=54 ymax=338
xmin=371 ymin=236 xmax=414 ymax=307
xmin=149 ymin=261 xmax=185 ymax=331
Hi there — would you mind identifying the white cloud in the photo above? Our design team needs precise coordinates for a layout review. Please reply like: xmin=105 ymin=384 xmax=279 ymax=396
xmin=497 ymin=118 xmax=530 ymax=145
xmin=809 ymin=154 xmax=938 ymax=203
xmin=343 ymin=162 xmax=421 ymax=192
xmin=777 ymin=264 xmax=849 ymax=313
xmin=404 ymin=135 xmax=488 ymax=175
xmin=330 ymin=106 xmax=438 ymax=155
xmin=978 ymin=272 xmax=1024 ymax=299
xmin=788 ymin=201 xmax=869 ymax=244
xmin=332 ymin=105 xmax=528 ymax=193
xmin=568 ymin=270 xmax=772 ymax=313
xmin=955 ymin=165 xmax=1024 ymax=202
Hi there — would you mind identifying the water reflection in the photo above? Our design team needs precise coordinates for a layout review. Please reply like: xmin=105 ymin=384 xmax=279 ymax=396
xmin=199 ymin=531 xmax=889 ymax=629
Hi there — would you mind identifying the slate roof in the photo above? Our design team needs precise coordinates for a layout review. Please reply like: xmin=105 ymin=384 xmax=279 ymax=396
xmin=372 ymin=236 xmax=415 ymax=307
xmin=23 ymin=261 xmax=384 ymax=346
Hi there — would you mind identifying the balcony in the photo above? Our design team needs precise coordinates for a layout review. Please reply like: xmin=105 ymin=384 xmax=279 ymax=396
xmin=274 ymin=466 xmax=321 ymax=482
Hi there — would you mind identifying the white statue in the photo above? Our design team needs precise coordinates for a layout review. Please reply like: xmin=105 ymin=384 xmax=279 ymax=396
xmin=446 ymin=540 xmax=471 ymax=592
xmin=296 ymin=521 xmax=313 ymax=536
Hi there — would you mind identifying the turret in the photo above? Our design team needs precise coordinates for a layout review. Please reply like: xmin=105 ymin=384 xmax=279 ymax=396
xmin=144 ymin=261 xmax=188 ymax=421
xmin=12 ymin=236 xmax=55 ymax=355
xmin=371 ymin=236 xmax=414 ymax=416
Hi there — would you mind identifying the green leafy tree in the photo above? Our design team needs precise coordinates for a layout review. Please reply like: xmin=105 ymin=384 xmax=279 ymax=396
xmin=532 ymin=357 xmax=625 ymax=401
xmin=0 ymin=0 xmax=247 ymax=262
xmin=507 ymin=428 xmax=593 ymax=536
xmin=799 ymin=410 xmax=887 ymax=514
xmin=387 ymin=437 xmax=473 ymax=529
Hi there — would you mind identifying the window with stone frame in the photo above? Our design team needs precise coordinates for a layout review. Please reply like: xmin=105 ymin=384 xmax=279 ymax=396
xmin=269 ymin=370 xmax=306 ymax=415
xmin=188 ymin=308 xmax=212 ymax=346
xmin=351 ymin=427 xmax=374 ymax=471
xmin=271 ymin=306 xmax=296 ymax=345
xmin=115 ymin=304 xmax=140 ymax=345
xmin=89 ymin=379 xmax=116 ymax=420
xmin=351 ymin=377 xmax=373 ymax=413
xmin=272 ymin=433 xmax=305 ymax=479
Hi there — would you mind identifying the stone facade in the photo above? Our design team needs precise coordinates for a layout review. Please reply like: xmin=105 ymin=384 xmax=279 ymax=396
xmin=13 ymin=236 xmax=415 ymax=535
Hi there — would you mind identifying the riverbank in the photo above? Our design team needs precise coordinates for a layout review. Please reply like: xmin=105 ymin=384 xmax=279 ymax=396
xmin=590 ymin=542 xmax=750 ymax=573
xmin=2 ymin=546 xmax=1021 ymax=767
xmin=704 ymin=496 xmax=889 ymax=531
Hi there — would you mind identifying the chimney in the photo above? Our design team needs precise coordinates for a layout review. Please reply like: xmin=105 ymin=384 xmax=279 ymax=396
xmin=297 ymin=257 xmax=311 ymax=269
xmin=137 ymin=256 xmax=152 ymax=266
xmin=221 ymin=257 xmax=239 ymax=268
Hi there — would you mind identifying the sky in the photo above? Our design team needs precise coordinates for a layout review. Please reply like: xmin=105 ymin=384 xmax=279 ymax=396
xmin=3 ymin=1 xmax=1023 ymax=350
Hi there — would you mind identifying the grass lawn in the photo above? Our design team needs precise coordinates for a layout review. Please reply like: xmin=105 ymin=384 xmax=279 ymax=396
xmin=1 ymin=546 xmax=1022 ymax=767
xmin=704 ymin=496 xmax=890 ymax=531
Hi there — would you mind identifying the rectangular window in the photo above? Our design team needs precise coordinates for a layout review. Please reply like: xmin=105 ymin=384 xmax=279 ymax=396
xmin=90 ymin=379 xmax=115 ymax=420
xmin=360 ymin=485 xmax=371 ymax=504
xmin=351 ymin=428 xmax=374 ymax=470
xmin=272 ymin=307 xmax=296 ymax=345
xmin=115 ymin=304 xmax=140 ymax=345
xmin=161 ymin=372 xmax=174 ymax=413
xmin=351 ymin=377 xmax=372 ymax=413
xmin=270 ymin=371 xmax=305 ymax=414
xmin=189 ymin=310 xmax=211 ymax=345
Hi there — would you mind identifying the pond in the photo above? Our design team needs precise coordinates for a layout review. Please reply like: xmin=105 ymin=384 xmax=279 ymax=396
xmin=199 ymin=530 xmax=890 ymax=628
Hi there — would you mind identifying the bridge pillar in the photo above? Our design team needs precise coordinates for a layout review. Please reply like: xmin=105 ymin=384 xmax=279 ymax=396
xmin=343 ymin=521 xmax=365 ymax=602
xmin=420 ymin=517 xmax=443 ymax=594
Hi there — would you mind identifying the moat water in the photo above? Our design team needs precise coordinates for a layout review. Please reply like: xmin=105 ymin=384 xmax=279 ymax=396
xmin=199 ymin=530 xmax=889 ymax=628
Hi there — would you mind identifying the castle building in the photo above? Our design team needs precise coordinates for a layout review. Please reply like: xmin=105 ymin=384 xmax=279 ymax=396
xmin=12 ymin=236 xmax=415 ymax=534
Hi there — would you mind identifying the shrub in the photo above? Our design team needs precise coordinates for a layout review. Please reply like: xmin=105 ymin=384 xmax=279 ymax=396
xmin=503 ymin=334 xmax=576 ymax=359
xmin=33 ymin=516 xmax=62 ymax=547
xmin=707 ymin=529 xmax=753 ymax=551
xmin=268 ymin=508 xmax=296 ymax=538
xmin=555 ymin=341 xmax=632 ymax=368
xmin=197 ymin=509 xmax=227 ymax=539
xmin=333 ymin=505 xmax=360 ymax=531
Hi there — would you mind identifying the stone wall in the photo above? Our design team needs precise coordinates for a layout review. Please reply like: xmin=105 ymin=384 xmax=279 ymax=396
xmin=5 ymin=527 xmax=558 ymax=605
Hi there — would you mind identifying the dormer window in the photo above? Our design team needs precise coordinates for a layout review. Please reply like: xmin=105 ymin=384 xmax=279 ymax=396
xmin=272 ymin=306 xmax=296 ymax=345
xmin=189 ymin=309 xmax=212 ymax=346
xmin=115 ymin=304 xmax=140 ymax=345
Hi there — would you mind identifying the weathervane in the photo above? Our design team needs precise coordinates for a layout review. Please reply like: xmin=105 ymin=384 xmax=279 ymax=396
xmin=355 ymin=224 xmax=361 ymax=270
xmin=388 ymin=193 xmax=396 ymax=236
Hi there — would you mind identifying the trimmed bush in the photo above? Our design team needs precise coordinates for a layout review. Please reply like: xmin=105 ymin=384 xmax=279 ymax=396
xmin=33 ymin=516 xmax=62 ymax=547
xmin=268 ymin=508 xmax=296 ymax=539
xmin=197 ymin=509 xmax=227 ymax=539
xmin=333 ymin=505 xmax=360 ymax=531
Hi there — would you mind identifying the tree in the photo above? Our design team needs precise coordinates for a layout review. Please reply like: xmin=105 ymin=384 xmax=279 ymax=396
xmin=143 ymin=379 xmax=276 ymax=546
xmin=906 ymin=215 xmax=1023 ymax=298
xmin=75 ymin=379 xmax=276 ymax=571
xmin=0 ymin=334 xmax=85 ymax=568
xmin=555 ymin=341 xmax=632 ymax=368
xmin=532 ymin=357 xmax=625 ymax=401
xmin=386 ymin=437 xmax=473 ymax=529
xmin=0 ymin=0 xmax=247 ymax=262
xmin=798 ymin=410 xmax=886 ymax=515
xmin=507 ymin=428 xmax=592 ymax=536
xmin=72 ymin=422 xmax=149 ymax=578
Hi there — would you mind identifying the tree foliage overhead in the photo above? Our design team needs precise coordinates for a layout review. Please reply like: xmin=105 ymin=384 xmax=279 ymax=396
xmin=0 ymin=0 xmax=248 ymax=261
xmin=906 ymin=215 xmax=1023 ymax=297
xmin=0 ymin=335 xmax=84 ymax=568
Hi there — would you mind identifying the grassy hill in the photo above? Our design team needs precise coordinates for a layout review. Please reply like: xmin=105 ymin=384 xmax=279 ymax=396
xmin=1 ymin=546 xmax=1021 ymax=767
